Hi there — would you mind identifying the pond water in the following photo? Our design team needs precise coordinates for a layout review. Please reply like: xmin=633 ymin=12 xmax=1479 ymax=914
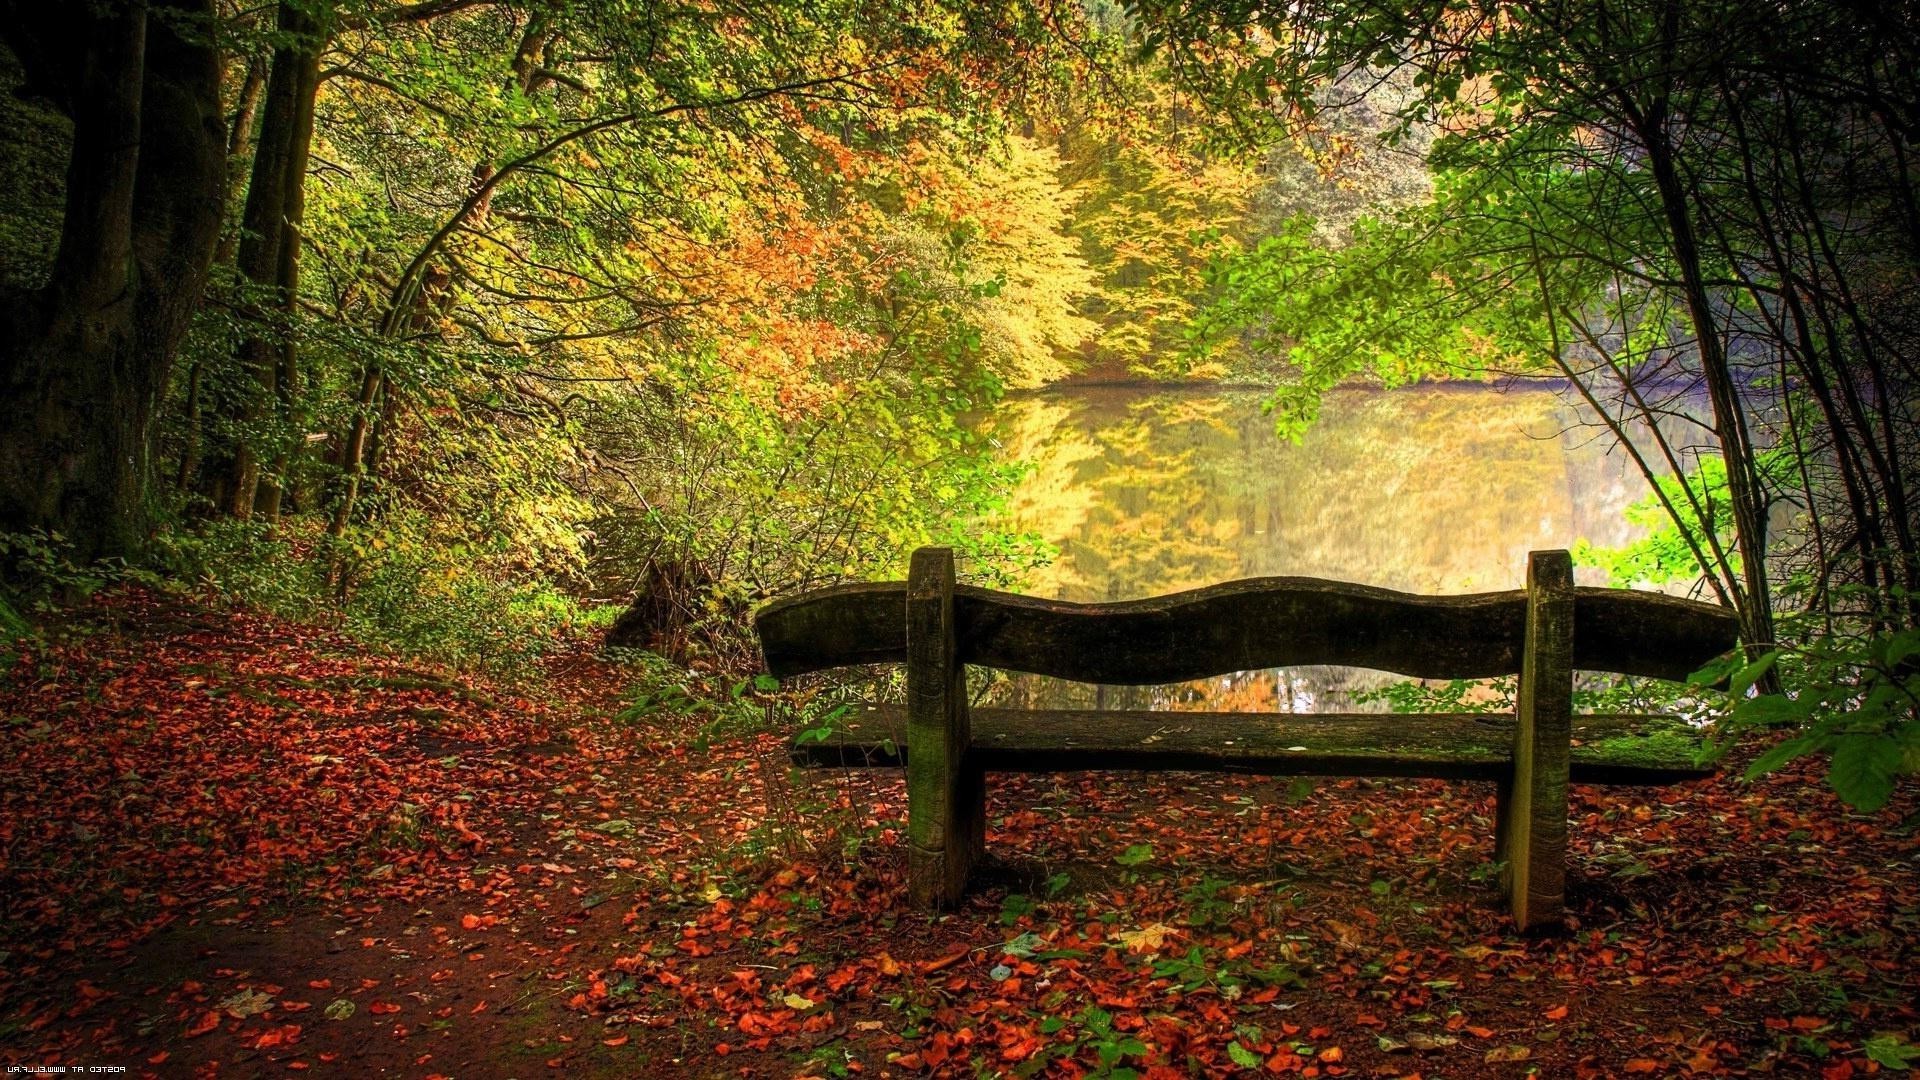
xmin=978 ymin=382 xmax=1665 ymax=712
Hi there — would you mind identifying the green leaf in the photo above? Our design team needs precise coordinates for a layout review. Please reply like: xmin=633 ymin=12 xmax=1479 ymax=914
xmin=1115 ymin=843 xmax=1154 ymax=866
xmin=1883 ymin=631 xmax=1920 ymax=670
xmin=1828 ymin=734 xmax=1902 ymax=812
xmin=1863 ymin=1034 xmax=1920 ymax=1069
xmin=1228 ymin=1042 xmax=1263 ymax=1068
xmin=1003 ymin=931 xmax=1046 ymax=958
xmin=0 ymin=593 xmax=27 ymax=638
xmin=1729 ymin=650 xmax=1784 ymax=698
xmin=1727 ymin=694 xmax=1810 ymax=728
xmin=753 ymin=674 xmax=781 ymax=693
xmin=1744 ymin=735 xmax=1816 ymax=781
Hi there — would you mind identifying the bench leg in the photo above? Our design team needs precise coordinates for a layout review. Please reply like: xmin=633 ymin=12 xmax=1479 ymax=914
xmin=1502 ymin=550 xmax=1573 ymax=932
xmin=964 ymin=763 xmax=987 ymax=866
xmin=906 ymin=548 xmax=973 ymax=909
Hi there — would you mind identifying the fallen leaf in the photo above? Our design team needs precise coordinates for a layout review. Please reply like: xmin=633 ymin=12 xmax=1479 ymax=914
xmin=185 ymin=1011 xmax=220 ymax=1038
xmin=1114 ymin=923 xmax=1178 ymax=952
xmin=220 ymin=988 xmax=274 ymax=1019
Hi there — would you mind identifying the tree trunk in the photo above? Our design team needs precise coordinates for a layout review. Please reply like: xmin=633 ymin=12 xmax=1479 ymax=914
xmin=327 ymin=15 xmax=553 ymax=537
xmin=223 ymin=0 xmax=326 ymax=520
xmin=0 ymin=0 xmax=227 ymax=559
xmin=1641 ymin=112 xmax=1779 ymax=659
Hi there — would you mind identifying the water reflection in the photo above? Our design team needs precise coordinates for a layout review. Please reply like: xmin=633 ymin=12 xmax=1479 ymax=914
xmin=979 ymin=384 xmax=1658 ymax=711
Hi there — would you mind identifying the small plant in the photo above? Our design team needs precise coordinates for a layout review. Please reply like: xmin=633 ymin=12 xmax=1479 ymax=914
xmin=1357 ymin=676 xmax=1513 ymax=715
xmin=0 ymin=528 xmax=158 ymax=611
xmin=1695 ymin=601 xmax=1919 ymax=813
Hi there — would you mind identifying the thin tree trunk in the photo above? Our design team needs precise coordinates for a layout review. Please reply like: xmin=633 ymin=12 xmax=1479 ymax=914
xmin=224 ymin=1 xmax=326 ymax=520
xmin=1641 ymin=112 xmax=1779 ymax=658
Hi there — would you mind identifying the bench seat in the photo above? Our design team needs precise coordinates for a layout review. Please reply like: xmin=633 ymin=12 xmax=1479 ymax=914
xmin=792 ymin=706 xmax=1711 ymax=785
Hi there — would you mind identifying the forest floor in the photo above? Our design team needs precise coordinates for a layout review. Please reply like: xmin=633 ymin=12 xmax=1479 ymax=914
xmin=2 ymin=590 xmax=1917 ymax=1079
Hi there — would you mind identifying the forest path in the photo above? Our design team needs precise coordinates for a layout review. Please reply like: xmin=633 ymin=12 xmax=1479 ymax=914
xmin=2 ymin=590 xmax=1916 ymax=1077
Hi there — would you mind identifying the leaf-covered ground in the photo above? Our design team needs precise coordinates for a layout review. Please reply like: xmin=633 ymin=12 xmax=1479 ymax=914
xmin=2 ymin=591 xmax=1917 ymax=1078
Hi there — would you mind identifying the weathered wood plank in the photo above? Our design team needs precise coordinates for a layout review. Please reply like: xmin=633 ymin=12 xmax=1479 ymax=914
xmin=1501 ymin=550 xmax=1574 ymax=933
xmin=905 ymin=548 xmax=975 ymax=910
xmin=755 ymin=577 xmax=1736 ymax=684
xmin=789 ymin=706 xmax=1710 ymax=785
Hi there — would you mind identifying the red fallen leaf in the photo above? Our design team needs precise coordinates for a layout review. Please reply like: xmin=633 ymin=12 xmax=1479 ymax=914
xmin=1792 ymin=1016 xmax=1826 ymax=1031
xmin=307 ymin=980 xmax=331 ymax=990
xmin=1624 ymin=1059 xmax=1662 ymax=1073
xmin=1318 ymin=1046 xmax=1344 ymax=1063
xmin=602 ymin=1035 xmax=629 ymax=1047
xmin=146 ymin=1053 xmax=169 ymax=1065
xmin=185 ymin=1011 xmax=221 ymax=1038
xmin=922 ymin=950 xmax=969 ymax=974
xmin=461 ymin=914 xmax=482 ymax=930
xmin=1545 ymin=1005 xmax=1569 ymax=1021
xmin=368 ymin=1002 xmax=401 ymax=1015
xmin=714 ymin=1043 xmax=732 ymax=1056
xmin=1465 ymin=1026 xmax=1496 ymax=1039
xmin=1265 ymin=1049 xmax=1303 ymax=1072
xmin=1822 ymin=1061 xmax=1855 ymax=1080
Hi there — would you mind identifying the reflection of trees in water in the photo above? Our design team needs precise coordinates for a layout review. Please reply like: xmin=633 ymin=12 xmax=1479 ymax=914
xmin=987 ymin=392 xmax=1244 ymax=601
xmin=980 ymin=385 xmax=1659 ymax=711
xmin=982 ymin=666 xmax=1390 ymax=712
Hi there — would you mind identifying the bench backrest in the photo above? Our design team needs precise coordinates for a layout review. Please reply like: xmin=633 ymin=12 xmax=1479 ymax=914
xmin=756 ymin=549 xmax=1739 ymax=685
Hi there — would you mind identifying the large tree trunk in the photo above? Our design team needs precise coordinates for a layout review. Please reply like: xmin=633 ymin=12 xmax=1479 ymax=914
xmin=0 ymin=0 xmax=227 ymax=559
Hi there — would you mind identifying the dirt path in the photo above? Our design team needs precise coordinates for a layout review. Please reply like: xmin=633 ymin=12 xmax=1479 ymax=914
xmin=3 ymin=591 xmax=1916 ymax=1078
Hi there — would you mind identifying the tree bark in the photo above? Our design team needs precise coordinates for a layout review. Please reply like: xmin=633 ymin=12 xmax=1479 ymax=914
xmin=0 ymin=0 xmax=227 ymax=558
xmin=1640 ymin=106 xmax=1779 ymax=660
xmin=223 ymin=0 xmax=326 ymax=520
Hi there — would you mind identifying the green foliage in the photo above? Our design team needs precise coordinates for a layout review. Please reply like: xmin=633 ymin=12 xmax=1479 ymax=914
xmin=1696 ymin=610 xmax=1920 ymax=813
xmin=0 ymin=530 xmax=159 ymax=611
xmin=1573 ymin=457 xmax=1742 ymax=587
xmin=156 ymin=519 xmax=608 ymax=678
xmin=1863 ymin=1034 xmax=1920 ymax=1070
xmin=1356 ymin=676 xmax=1513 ymax=715
xmin=0 ymin=49 xmax=65 ymax=292
xmin=1574 ymin=452 xmax=1797 ymax=590
xmin=0 ymin=592 xmax=24 ymax=639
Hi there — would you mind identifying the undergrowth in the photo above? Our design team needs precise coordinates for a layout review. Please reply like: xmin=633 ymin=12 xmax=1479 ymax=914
xmin=2 ymin=523 xmax=617 ymax=680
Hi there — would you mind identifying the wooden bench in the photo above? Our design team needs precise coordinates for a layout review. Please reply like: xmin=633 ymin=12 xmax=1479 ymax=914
xmin=754 ymin=547 xmax=1737 ymax=931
